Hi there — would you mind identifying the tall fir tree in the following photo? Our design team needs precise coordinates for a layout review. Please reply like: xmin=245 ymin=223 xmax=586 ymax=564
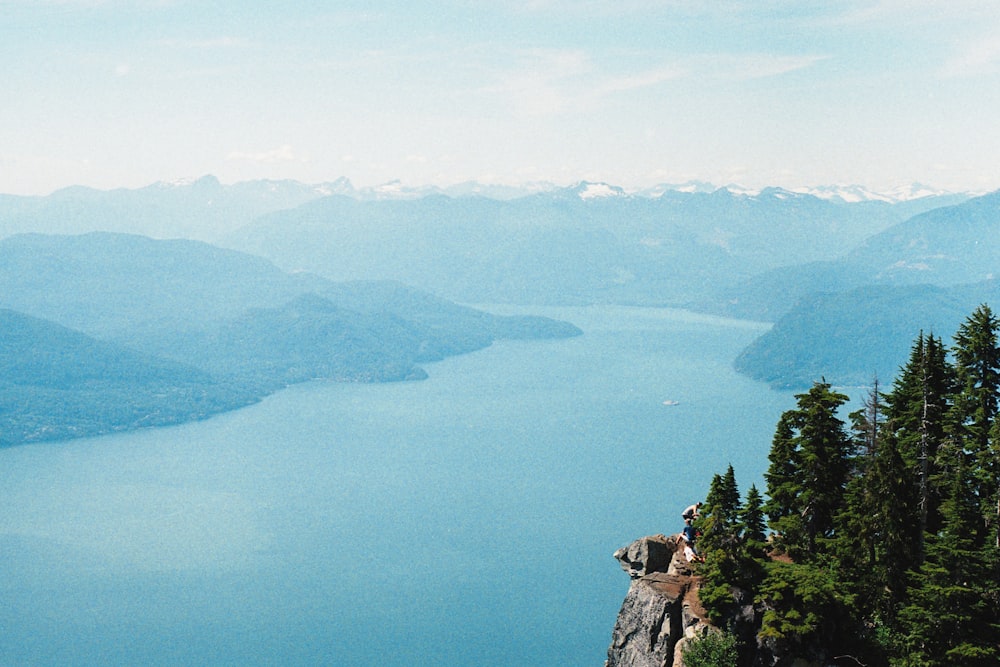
xmin=883 ymin=332 xmax=953 ymax=550
xmin=898 ymin=454 xmax=1000 ymax=666
xmin=740 ymin=484 xmax=767 ymax=554
xmin=951 ymin=305 xmax=1000 ymax=455
xmin=701 ymin=466 xmax=741 ymax=552
xmin=765 ymin=381 xmax=851 ymax=558
xmin=764 ymin=411 xmax=805 ymax=554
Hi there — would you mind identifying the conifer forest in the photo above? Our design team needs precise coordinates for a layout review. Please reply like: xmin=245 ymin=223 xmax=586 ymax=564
xmin=691 ymin=304 xmax=1000 ymax=666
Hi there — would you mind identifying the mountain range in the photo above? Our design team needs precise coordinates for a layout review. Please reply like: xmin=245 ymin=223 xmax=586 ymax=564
xmin=222 ymin=186 xmax=957 ymax=308
xmin=731 ymin=191 xmax=1000 ymax=387
xmin=1 ymin=175 xmax=997 ymax=441
xmin=0 ymin=232 xmax=580 ymax=446
xmin=0 ymin=175 xmax=966 ymax=244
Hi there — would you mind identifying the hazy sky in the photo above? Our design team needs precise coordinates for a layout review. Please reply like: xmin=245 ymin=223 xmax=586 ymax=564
xmin=3 ymin=0 xmax=1000 ymax=195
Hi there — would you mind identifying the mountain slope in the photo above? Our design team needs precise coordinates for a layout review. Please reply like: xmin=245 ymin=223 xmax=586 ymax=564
xmin=846 ymin=189 xmax=1000 ymax=286
xmin=708 ymin=189 xmax=1000 ymax=321
xmin=0 ymin=232 xmax=581 ymax=445
xmin=0 ymin=309 xmax=255 ymax=445
xmin=734 ymin=281 xmax=1000 ymax=389
xmin=223 ymin=188 xmax=926 ymax=307
xmin=0 ymin=175 xmax=343 ymax=242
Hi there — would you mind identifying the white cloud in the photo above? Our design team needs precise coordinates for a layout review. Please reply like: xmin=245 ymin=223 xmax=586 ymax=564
xmin=482 ymin=49 xmax=688 ymax=117
xmin=594 ymin=65 xmax=687 ymax=95
xmin=481 ymin=49 xmax=591 ymax=117
xmin=710 ymin=53 xmax=829 ymax=80
xmin=155 ymin=36 xmax=250 ymax=49
xmin=940 ymin=35 xmax=1000 ymax=77
xmin=226 ymin=145 xmax=304 ymax=164
xmin=481 ymin=47 xmax=823 ymax=118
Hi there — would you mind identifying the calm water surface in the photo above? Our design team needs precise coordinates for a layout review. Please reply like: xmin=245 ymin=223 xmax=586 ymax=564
xmin=1 ymin=306 xmax=797 ymax=666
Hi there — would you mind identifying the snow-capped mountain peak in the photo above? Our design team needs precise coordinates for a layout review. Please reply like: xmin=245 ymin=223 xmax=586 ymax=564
xmin=571 ymin=181 xmax=628 ymax=200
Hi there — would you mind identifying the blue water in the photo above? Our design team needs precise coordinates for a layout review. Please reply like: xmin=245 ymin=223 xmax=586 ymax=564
xmin=0 ymin=306 xmax=797 ymax=666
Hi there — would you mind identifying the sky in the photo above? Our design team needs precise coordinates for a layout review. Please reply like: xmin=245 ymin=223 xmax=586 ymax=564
xmin=2 ymin=0 xmax=1000 ymax=196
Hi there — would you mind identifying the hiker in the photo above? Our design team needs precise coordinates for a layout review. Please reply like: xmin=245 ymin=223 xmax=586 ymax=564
xmin=683 ymin=542 xmax=704 ymax=563
xmin=682 ymin=520 xmax=697 ymax=544
xmin=681 ymin=502 xmax=702 ymax=523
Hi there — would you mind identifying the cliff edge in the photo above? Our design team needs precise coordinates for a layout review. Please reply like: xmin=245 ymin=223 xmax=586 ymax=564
xmin=606 ymin=534 xmax=712 ymax=667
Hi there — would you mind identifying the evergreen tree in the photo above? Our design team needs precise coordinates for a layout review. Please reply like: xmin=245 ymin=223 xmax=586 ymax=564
xmin=947 ymin=304 xmax=1000 ymax=546
xmin=739 ymin=484 xmax=767 ymax=556
xmin=898 ymin=456 xmax=1000 ymax=666
xmin=764 ymin=411 xmax=805 ymax=554
xmin=701 ymin=466 xmax=741 ymax=552
xmin=757 ymin=560 xmax=852 ymax=662
xmin=681 ymin=630 xmax=739 ymax=667
xmin=883 ymin=332 xmax=952 ymax=547
xmin=717 ymin=464 xmax=741 ymax=530
xmin=989 ymin=418 xmax=1000 ymax=548
xmin=699 ymin=473 xmax=768 ymax=628
xmin=951 ymin=305 xmax=1000 ymax=456
xmin=764 ymin=381 xmax=851 ymax=558
xmin=691 ymin=306 xmax=1000 ymax=666
xmin=843 ymin=382 xmax=885 ymax=561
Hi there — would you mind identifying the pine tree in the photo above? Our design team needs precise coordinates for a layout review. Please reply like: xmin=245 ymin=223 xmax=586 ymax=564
xmin=869 ymin=431 xmax=921 ymax=627
xmin=883 ymin=332 xmax=953 ymax=551
xmin=699 ymin=472 xmax=768 ymax=629
xmin=766 ymin=381 xmax=851 ymax=558
xmin=740 ymin=484 xmax=767 ymax=554
xmin=951 ymin=305 xmax=1000 ymax=454
xmin=898 ymin=456 xmax=1000 ymax=665
xmin=947 ymin=304 xmax=1000 ymax=546
xmin=764 ymin=411 xmax=804 ymax=555
xmin=701 ymin=466 xmax=741 ymax=552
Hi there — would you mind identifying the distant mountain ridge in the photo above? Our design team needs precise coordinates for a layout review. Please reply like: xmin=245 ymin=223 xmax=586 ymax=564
xmin=731 ymin=191 xmax=1000 ymax=387
xmin=2 ymin=175 xmax=994 ymax=397
xmin=0 ymin=176 xmax=969 ymax=244
xmin=0 ymin=232 xmax=580 ymax=446
xmin=0 ymin=308 xmax=256 ymax=445
xmin=223 ymin=186 xmax=950 ymax=308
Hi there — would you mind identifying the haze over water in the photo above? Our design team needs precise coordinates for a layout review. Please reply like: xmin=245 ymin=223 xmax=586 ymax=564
xmin=1 ymin=306 xmax=797 ymax=666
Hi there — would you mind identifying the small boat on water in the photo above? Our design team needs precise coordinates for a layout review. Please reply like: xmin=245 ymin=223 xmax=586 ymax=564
xmin=662 ymin=400 xmax=680 ymax=406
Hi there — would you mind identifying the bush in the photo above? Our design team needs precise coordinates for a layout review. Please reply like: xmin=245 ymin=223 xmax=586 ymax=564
xmin=681 ymin=630 xmax=739 ymax=667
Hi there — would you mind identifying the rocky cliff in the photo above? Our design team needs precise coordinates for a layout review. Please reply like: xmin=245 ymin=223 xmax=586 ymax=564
xmin=606 ymin=534 xmax=713 ymax=667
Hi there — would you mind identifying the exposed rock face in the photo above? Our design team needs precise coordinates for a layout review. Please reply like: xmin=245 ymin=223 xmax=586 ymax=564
xmin=607 ymin=535 xmax=712 ymax=667
xmin=613 ymin=534 xmax=677 ymax=578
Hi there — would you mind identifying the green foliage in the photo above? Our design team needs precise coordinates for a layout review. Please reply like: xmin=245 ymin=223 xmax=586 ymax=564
xmin=898 ymin=539 xmax=999 ymax=667
xmin=701 ymin=304 xmax=1000 ymax=667
xmin=680 ymin=630 xmax=739 ymax=667
xmin=740 ymin=484 xmax=767 ymax=553
xmin=697 ymin=471 xmax=769 ymax=627
xmin=950 ymin=304 xmax=1000 ymax=453
xmin=883 ymin=332 xmax=953 ymax=541
xmin=697 ymin=548 xmax=741 ymax=626
xmin=763 ymin=381 xmax=851 ymax=558
xmin=758 ymin=561 xmax=848 ymax=645
xmin=701 ymin=465 xmax=741 ymax=552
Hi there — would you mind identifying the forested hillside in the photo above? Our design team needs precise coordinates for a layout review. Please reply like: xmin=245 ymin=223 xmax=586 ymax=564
xmin=0 ymin=309 xmax=256 ymax=445
xmin=0 ymin=232 xmax=580 ymax=446
xmin=686 ymin=304 xmax=1000 ymax=666
xmin=728 ymin=190 xmax=1000 ymax=388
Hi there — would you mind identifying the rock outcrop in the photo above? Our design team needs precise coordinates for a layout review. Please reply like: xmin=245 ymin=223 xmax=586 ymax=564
xmin=606 ymin=535 xmax=712 ymax=667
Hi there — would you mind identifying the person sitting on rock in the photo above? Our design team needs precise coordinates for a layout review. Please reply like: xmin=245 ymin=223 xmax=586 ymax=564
xmin=683 ymin=541 xmax=704 ymax=563
xmin=682 ymin=520 xmax=697 ymax=544
xmin=681 ymin=502 xmax=702 ymax=523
